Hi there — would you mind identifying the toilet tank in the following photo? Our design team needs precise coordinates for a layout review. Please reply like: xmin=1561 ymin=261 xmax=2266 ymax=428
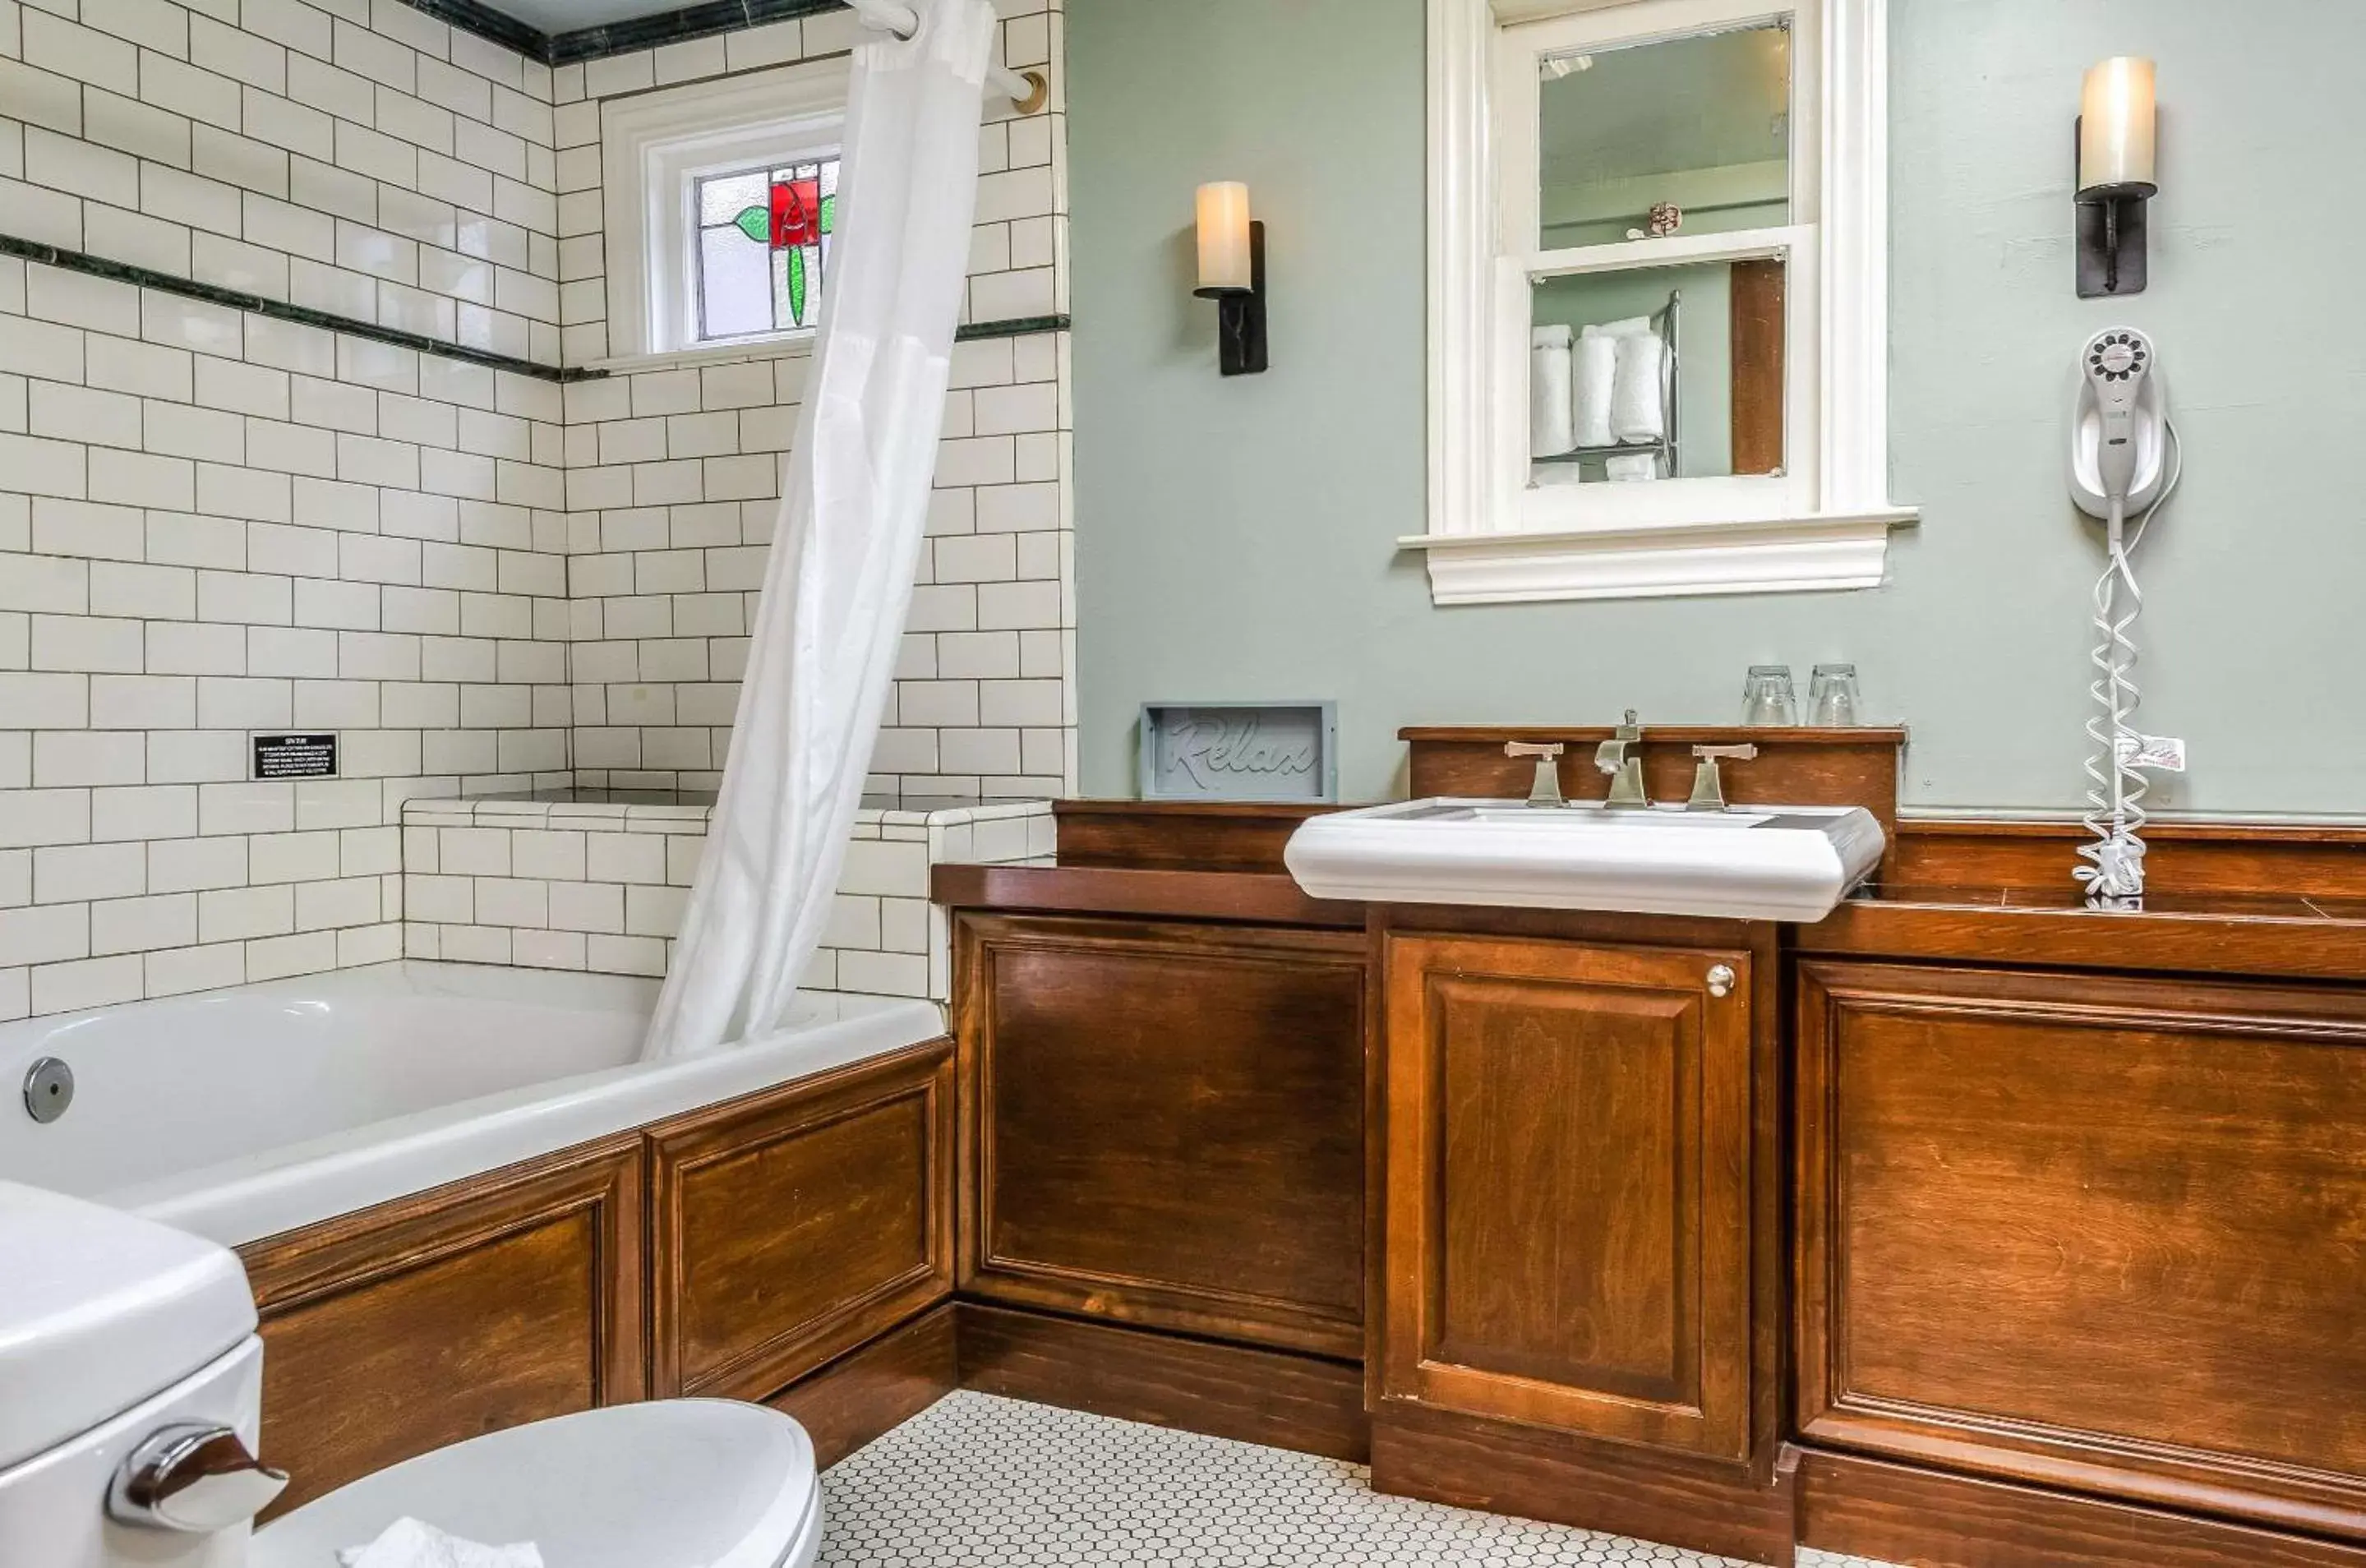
xmin=0 ymin=1182 xmax=265 ymax=1568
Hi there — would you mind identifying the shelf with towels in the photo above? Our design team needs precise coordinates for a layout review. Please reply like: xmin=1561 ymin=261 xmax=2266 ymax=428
xmin=1529 ymin=288 xmax=1681 ymax=478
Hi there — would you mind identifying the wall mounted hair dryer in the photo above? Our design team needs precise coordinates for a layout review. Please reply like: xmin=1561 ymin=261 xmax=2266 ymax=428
xmin=2069 ymin=327 xmax=2170 ymax=521
xmin=2068 ymin=325 xmax=2181 ymax=904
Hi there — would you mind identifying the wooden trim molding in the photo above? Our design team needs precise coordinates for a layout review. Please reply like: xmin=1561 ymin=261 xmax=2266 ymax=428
xmin=768 ymin=1303 xmax=959 ymax=1470
xmin=1798 ymin=1448 xmax=2366 ymax=1568
xmin=933 ymin=862 xmax=1360 ymax=927
xmin=956 ymin=1303 xmax=1370 ymax=1464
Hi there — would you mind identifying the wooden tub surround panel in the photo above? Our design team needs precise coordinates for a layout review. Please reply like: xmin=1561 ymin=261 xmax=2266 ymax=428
xmin=238 ymin=1038 xmax=956 ymax=1514
xmin=243 ymin=1136 xmax=646 ymax=1516
xmin=648 ymin=1041 xmax=957 ymax=1401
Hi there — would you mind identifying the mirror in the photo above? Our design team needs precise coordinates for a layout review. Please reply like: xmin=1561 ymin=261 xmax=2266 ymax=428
xmin=1538 ymin=21 xmax=1792 ymax=249
xmin=1527 ymin=258 xmax=1786 ymax=483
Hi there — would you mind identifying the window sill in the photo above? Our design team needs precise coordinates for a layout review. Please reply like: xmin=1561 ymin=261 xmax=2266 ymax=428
xmin=585 ymin=334 xmax=817 ymax=377
xmin=1397 ymin=507 xmax=1919 ymax=604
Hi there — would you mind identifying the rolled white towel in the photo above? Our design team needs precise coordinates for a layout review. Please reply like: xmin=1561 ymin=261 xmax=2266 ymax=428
xmin=338 ymin=1517 xmax=545 ymax=1568
xmin=1609 ymin=330 xmax=1667 ymax=444
xmin=1603 ymin=451 xmax=1659 ymax=482
xmin=1591 ymin=315 xmax=1653 ymax=339
xmin=1571 ymin=330 xmax=1617 ymax=450
xmin=1529 ymin=325 xmax=1574 ymax=458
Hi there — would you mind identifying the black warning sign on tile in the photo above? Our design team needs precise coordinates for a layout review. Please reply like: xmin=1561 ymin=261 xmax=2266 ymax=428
xmin=252 ymin=733 xmax=339 ymax=780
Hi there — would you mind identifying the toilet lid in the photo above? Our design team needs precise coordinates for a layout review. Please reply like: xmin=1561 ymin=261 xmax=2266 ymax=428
xmin=250 ymin=1400 xmax=816 ymax=1568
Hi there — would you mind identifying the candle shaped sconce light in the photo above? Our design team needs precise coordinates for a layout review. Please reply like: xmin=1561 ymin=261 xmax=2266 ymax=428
xmin=1192 ymin=182 xmax=1268 ymax=375
xmin=2075 ymin=57 xmax=2157 ymax=297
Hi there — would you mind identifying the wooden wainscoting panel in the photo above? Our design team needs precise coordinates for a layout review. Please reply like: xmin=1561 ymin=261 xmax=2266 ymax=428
xmin=1381 ymin=932 xmax=1755 ymax=1462
xmin=1400 ymin=725 xmax=1904 ymax=874
xmin=768 ymin=1304 xmax=959 ymax=1470
xmin=957 ymin=915 xmax=1367 ymax=1358
xmin=648 ymin=1040 xmax=956 ymax=1402
xmin=1796 ymin=962 xmax=2366 ymax=1542
xmin=1891 ymin=816 xmax=2366 ymax=902
xmin=1799 ymin=1449 xmax=2366 ymax=1568
xmin=1050 ymin=800 xmax=1342 ymax=874
xmin=240 ymin=1137 xmax=645 ymax=1515
xmin=957 ymin=1303 xmax=1369 ymax=1463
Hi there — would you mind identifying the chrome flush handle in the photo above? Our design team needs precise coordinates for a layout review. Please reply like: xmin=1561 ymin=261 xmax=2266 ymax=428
xmin=108 ymin=1423 xmax=288 ymax=1533
xmin=1706 ymin=964 xmax=1737 ymax=998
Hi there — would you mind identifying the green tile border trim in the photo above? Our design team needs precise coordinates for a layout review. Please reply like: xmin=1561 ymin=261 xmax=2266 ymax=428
xmin=0 ymin=232 xmax=601 ymax=384
xmin=2 ymin=231 xmax=1070 ymax=381
xmin=547 ymin=0 xmax=846 ymax=65
xmin=385 ymin=0 xmax=850 ymax=68
xmin=955 ymin=314 xmax=1070 ymax=343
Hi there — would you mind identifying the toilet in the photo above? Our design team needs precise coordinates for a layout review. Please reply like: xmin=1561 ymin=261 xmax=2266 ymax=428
xmin=0 ymin=1182 xmax=823 ymax=1568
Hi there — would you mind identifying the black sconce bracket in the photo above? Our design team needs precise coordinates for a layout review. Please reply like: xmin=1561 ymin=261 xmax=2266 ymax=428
xmin=1196 ymin=220 xmax=1269 ymax=376
xmin=2074 ymin=116 xmax=2152 ymax=298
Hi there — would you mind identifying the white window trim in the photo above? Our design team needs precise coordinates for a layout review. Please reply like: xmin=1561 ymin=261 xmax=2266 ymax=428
xmin=1409 ymin=0 xmax=1915 ymax=605
xmin=600 ymin=58 xmax=850 ymax=362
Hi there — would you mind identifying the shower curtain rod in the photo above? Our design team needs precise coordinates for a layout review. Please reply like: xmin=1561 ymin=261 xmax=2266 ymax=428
xmin=842 ymin=0 xmax=1050 ymax=113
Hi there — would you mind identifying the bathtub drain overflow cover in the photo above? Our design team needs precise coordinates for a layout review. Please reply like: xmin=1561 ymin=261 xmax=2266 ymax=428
xmin=23 ymin=1056 xmax=72 ymax=1124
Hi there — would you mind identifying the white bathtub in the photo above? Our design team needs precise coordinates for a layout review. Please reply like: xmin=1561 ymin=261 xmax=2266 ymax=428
xmin=0 ymin=962 xmax=944 ymax=1247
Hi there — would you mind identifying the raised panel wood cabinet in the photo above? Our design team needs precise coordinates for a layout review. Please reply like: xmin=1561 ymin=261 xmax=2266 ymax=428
xmin=1380 ymin=931 xmax=1755 ymax=1461
xmin=242 ymin=1136 xmax=646 ymax=1516
xmin=648 ymin=1041 xmax=956 ymax=1401
xmin=955 ymin=913 xmax=1367 ymax=1358
xmin=1796 ymin=961 xmax=2366 ymax=1545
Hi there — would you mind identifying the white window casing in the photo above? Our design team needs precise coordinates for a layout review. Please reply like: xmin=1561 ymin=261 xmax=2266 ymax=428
xmin=1410 ymin=0 xmax=1916 ymax=605
xmin=599 ymin=58 xmax=850 ymax=362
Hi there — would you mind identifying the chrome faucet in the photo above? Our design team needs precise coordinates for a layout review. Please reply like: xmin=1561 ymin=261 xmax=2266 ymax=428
xmin=1595 ymin=710 xmax=1651 ymax=809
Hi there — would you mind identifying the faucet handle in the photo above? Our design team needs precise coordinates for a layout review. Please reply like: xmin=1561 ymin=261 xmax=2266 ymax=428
xmin=1504 ymin=741 xmax=1566 ymax=807
xmin=1614 ymin=708 xmax=1643 ymax=741
xmin=1686 ymin=743 xmax=1760 ymax=812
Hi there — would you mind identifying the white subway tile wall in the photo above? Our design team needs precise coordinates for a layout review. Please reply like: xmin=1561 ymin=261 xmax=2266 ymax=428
xmin=0 ymin=0 xmax=1077 ymax=1022
xmin=400 ymin=794 xmax=1053 ymax=999
xmin=554 ymin=0 xmax=1076 ymax=805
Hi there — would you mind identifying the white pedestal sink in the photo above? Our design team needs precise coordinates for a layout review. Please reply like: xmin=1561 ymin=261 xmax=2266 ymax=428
xmin=1283 ymin=799 xmax=1885 ymax=922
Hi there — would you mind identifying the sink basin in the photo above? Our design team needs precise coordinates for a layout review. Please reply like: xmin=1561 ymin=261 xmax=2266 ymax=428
xmin=1283 ymin=798 xmax=1885 ymax=921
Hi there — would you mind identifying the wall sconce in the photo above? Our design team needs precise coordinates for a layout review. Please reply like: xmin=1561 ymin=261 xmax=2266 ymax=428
xmin=1193 ymin=182 xmax=1268 ymax=376
xmin=2075 ymin=57 xmax=2157 ymax=297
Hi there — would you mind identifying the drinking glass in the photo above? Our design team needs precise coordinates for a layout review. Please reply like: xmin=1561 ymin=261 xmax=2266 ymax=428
xmin=1808 ymin=663 xmax=1861 ymax=726
xmin=1741 ymin=666 xmax=1797 ymax=726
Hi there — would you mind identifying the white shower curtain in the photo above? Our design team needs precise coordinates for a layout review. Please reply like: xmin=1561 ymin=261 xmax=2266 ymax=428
xmin=641 ymin=0 xmax=997 ymax=1058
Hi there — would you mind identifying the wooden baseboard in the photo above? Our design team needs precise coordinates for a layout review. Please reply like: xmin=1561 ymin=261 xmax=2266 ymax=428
xmin=1369 ymin=1403 xmax=1795 ymax=1568
xmin=767 ymin=1303 xmax=958 ymax=1469
xmin=954 ymin=1302 xmax=1369 ymax=1463
xmin=1797 ymin=1448 xmax=2366 ymax=1568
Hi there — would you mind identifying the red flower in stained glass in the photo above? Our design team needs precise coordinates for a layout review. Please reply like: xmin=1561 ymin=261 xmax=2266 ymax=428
xmin=771 ymin=178 xmax=823 ymax=247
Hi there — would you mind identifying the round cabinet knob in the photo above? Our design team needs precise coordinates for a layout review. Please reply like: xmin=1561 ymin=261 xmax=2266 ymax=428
xmin=1705 ymin=964 xmax=1737 ymax=998
xmin=108 ymin=1423 xmax=288 ymax=1533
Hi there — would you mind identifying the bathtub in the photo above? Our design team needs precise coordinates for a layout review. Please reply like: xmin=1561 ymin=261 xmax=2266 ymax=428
xmin=0 ymin=962 xmax=945 ymax=1247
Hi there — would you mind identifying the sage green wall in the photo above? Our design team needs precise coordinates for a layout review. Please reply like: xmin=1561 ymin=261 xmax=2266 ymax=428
xmin=1068 ymin=0 xmax=2366 ymax=814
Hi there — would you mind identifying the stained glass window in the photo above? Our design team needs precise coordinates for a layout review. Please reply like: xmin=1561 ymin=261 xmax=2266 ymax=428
xmin=694 ymin=157 xmax=840 ymax=342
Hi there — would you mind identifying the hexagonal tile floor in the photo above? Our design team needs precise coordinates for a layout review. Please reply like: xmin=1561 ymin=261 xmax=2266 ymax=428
xmin=814 ymin=1390 xmax=1902 ymax=1566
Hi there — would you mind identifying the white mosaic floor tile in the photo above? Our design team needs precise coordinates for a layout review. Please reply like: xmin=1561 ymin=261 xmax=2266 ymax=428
xmin=816 ymin=1390 xmax=1907 ymax=1567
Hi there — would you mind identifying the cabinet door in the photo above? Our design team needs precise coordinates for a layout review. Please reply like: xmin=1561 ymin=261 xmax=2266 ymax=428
xmin=648 ymin=1040 xmax=955 ymax=1401
xmin=242 ymin=1137 xmax=645 ymax=1516
xmin=957 ymin=914 xmax=1367 ymax=1358
xmin=1797 ymin=961 xmax=2366 ymax=1543
xmin=1381 ymin=932 xmax=1754 ymax=1460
